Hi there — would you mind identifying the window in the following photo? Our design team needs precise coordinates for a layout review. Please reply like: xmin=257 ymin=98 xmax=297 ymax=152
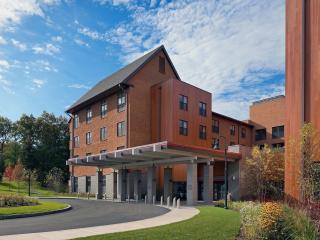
xmin=86 ymin=132 xmax=92 ymax=144
xmin=199 ymin=102 xmax=207 ymax=116
xmin=117 ymin=146 xmax=125 ymax=150
xmin=100 ymin=149 xmax=107 ymax=154
xmin=230 ymin=125 xmax=236 ymax=136
xmin=73 ymin=177 xmax=78 ymax=193
xmin=212 ymin=138 xmax=219 ymax=149
xmin=212 ymin=119 xmax=219 ymax=133
xmin=100 ymin=127 xmax=107 ymax=141
xmin=272 ymin=125 xmax=284 ymax=139
xmin=117 ymin=121 xmax=126 ymax=137
xmin=86 ymin=176 xmax=91 ymax=193
xmin=117 ymin=92 xmax=126 ymax=112
xmin=255 ymin=129 xmax=267 ymax=141
xmin=179 ymin=120 xmax=188 ymax=136
xmin=179 ymin=95 xmax=188 ymax=111
xmin=199 ymin=125 xmax=207 ymax=139
xmin=230 ymin=141 xmax=235 ymax=146
xmin=86 ymin=153 xmax=92 ymax=156
xmin=74 ymin=136 xmax=80 ymax=147
xmin=272 ymin=142 xmax=285 ymax=149
xmin=241 ymin=127 xmax=246 ymax=138
xmin=74 ymin=114 xmax=79 ymax=128
xmin=86 ymin=108 xmax=92 ymax=123
xmin=159 ymin=56 xmax=165 ymax=73
xmin=101 ymin=100 xmax=107 ymax=118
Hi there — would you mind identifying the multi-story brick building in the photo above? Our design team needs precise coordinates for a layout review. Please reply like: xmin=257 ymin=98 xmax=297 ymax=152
xmin=285 ymin=0 xmax=320 ymax=201
xmin=66 ymin=45 xmax=285 ymax=204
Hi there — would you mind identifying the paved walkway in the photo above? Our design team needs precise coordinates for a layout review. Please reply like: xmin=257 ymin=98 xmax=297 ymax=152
xmin=0 ymin=199 xmax=169 ymax=236
xmin=0 ymin=205 xmax=199 ymax=240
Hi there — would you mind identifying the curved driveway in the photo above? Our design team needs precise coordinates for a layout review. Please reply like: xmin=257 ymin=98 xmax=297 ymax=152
xmin=0 ymin=198 xmax=169 ymax=236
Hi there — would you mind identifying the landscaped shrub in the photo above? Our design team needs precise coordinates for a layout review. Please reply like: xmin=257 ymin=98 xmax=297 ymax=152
xmin=282 ymin=206 xmax=319 ymax=240
xmin=0 ymin=194 xmax=38 ymax=207
xmin=239 ymin=201 xmax=262 ymax=239
xmin=228 ymin=200 xmax=319 ymax=240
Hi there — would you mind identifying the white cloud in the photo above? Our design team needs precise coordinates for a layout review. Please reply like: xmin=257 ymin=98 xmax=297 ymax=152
xmin=32 ymin=43 xmax=60 ymax=55
xmin=0 ymin=36 xmax=7 ymax=44
xmin=0 ymin=1 xmax=43 ymax=30
xmin=78 ymin=27 xmax=104 ymax=40
xmin=32 ymin=79 xmax=46 ymax=88
xmin=51 ymin=36 xmax=63 ymax=42
xmin=11 ymin=39 xmax=27 ymax=51
xmin=68 ymin=84 xmax=90 ymax=89
xmin=101 ymin=0 xmax=285 ymax=119
xmin=0 ymin=60 xmax=10 ymax=69
xmin=0 ymin=0 xmax=63 ymax=30
xmin=34 ymin=59 xmax=58 ymax=72
xmin=74 ymin=39 xmax=90 ymax=47
xmin=94 ymin=0 xmax=131 ymax=6
xmin=0 ymin=75 xmax=14 ymax=94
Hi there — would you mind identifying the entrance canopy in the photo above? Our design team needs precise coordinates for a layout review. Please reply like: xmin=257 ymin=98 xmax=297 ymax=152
xmin=67 ymin=141 xmax=242 ymax=169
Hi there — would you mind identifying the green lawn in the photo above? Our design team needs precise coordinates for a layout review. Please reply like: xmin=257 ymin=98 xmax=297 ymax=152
xmin=0 ymin=181 xmax=74 ymax=197
xmin=0 ymin=201 xmax=69 ymax=216
xmin=75 ymin=206 xmax=240 ymax=240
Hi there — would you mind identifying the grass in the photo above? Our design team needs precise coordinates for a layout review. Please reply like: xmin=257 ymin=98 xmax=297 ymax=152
xmin=0 ymin=200 xmax=69 ymax=216
xmin=74 ymin=206 xmax=240 ymax=240
xmin=0 ymin=181 xmax=74 ymax=197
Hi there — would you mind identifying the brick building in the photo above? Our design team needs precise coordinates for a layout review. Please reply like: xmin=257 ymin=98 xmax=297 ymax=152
xmin=66 ymin=45 xmax=285 ymax=204
xmin=285 ymin=0 xmax=320 ymax=200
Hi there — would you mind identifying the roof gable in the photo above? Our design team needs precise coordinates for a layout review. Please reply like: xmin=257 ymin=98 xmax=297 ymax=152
xmin=66 ymin=45 xmax=180 ymax=113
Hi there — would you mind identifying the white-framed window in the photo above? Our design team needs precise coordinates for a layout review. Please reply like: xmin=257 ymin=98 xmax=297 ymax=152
xmin=86 ymin=108 xmax=92 ymax=123
xmin=101 ymin=100 xmax=107 ymax=118
xmin=117 ymin=121 xmax=126 ymax=136
xmin=74 ymin=136 xmax=80 ymax=147
xmin=74 ymin=114 xmax=79 ymax=128
xmin=86 ymin=132 xmax=92 ymax=144
xmin=100 ymin=127 xmax=107 ymax=141
xmin=117 ymin=92 xmax=126 ymax=112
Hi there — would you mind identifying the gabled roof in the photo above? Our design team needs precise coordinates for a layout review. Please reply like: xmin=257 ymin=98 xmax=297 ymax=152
xmin=66 ymin=45 xmax=180 ymax=113
xmin=212 ymin=111 xmax=253 ymax=128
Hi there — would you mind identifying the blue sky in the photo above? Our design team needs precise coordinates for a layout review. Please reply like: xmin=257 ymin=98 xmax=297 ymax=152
xmin=0 ymin=0 xmax=285 ymax=121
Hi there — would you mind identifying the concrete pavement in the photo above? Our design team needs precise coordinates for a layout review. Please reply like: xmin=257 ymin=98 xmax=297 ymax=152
xmin=0 ymin=203 xmax=199 ymax=240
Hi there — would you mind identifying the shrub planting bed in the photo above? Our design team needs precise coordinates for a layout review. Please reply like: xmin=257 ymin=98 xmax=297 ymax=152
xmin=0 ymin=194 xmax=39 ymax=207
xmin=214 ymin=200 xmax=319 ymax=240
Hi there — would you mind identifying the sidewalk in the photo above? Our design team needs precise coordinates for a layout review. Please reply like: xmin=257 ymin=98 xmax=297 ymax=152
xmin=0 ymin=206 xmax=199 ymax=240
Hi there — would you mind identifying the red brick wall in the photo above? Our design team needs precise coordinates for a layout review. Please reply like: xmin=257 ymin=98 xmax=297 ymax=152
xmin=151 ymin=78 xmax=212 ymax=148
xmin=127 ymin=50 xmax=177 ymax=147
xmin=285 ymin=0 xmax=320 ymax=200
xmin=212 ymin=113 xmax=253 ymax=150
xmin=249 ymin=96 xmax=286 ymax=147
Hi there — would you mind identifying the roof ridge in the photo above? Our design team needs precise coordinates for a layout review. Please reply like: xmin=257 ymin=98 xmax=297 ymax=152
xmin=66 ymin=45 xmax=177 ymax=113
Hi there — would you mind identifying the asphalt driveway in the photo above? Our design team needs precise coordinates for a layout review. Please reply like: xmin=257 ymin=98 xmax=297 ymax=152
xmin=0 ymin=198 xmax=169 ymax=236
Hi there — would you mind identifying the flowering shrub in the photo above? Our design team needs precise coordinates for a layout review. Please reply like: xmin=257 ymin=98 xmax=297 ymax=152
xmin=226 ymin=200 xmax=319 ymax=240
xmin=240 ymin=201 xmax=262 ymax=240
xmin=0 ymin=194 xmax=38 ymax=207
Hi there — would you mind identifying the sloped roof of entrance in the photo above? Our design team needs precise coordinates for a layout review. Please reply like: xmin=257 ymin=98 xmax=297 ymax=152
xmin=66 ymin=141 xmax=242 ymax=169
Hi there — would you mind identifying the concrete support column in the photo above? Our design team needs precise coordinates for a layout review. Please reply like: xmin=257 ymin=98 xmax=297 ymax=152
xmin=203 ymin=164 xmax=213 ymax=204
xmin=187 ymin=163 xmax=198 ymax=206
xmin=117 ymin=169 xmax=127 ymax=201
xmin=96 ymin=169 xmax=103 ymax=199
xmin=133 ymin=170 xmax=141 ymax=200
xmin=164 ymin=168 xmax=172 ymax=200
xmin=126 ymin=172 xmax=134 ymax=199
xmin=147 ymin=166 xmax=156 ymax=204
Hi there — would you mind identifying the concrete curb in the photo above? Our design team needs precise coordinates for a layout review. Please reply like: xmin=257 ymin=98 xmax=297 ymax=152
xmin=0 ymin=204 xmax=72 ymax=220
